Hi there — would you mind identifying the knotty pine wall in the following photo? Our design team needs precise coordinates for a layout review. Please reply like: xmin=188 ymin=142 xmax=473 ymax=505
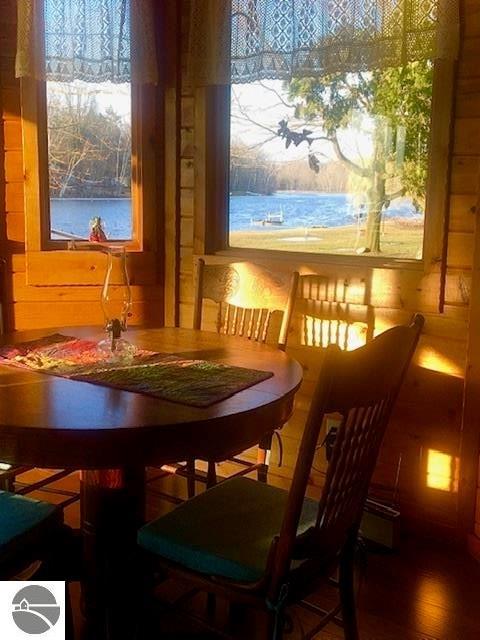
xmin=177 ymin=0 xmax=480 ymax=538
xmin=0 ymin=0 xmax=163 ymax=332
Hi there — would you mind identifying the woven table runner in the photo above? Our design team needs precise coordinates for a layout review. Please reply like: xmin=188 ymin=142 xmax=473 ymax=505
xmin=0 ymin=334 xmax=273 ymax=408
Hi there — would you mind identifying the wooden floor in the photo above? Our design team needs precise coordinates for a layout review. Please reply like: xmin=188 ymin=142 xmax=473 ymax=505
xmin=14 ymin=468 xmax=480 ymax=640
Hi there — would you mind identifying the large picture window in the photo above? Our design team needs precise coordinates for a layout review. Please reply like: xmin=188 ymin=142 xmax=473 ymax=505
xmin=229 ymin=64 xmax=433 ymax=260
xmin=189 ymin=0 xmax=458 ymax=264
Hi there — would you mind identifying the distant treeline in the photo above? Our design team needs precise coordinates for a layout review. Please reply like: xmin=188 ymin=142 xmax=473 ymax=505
xmin=47 ymin=87 xmax=131 ymax=199
xmin=230 ymin=141 xmax=347 ymax=194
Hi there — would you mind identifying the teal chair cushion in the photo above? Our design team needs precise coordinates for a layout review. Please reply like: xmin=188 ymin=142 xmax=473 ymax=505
xmin=0 ymin=491 xmax=59 ymax=566
xmin=138 ymin=477 xmax=318 ymax=583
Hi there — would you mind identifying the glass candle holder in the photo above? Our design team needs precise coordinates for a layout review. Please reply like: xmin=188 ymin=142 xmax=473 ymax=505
xmin=97 ymin=246 xmax=134 ymax=360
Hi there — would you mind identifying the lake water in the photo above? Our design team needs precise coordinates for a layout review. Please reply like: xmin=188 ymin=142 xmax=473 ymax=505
xmin=50 ymin=193 xmax=421 ymax=240
xmin=50 ymin=198 xmax=133 ymax=240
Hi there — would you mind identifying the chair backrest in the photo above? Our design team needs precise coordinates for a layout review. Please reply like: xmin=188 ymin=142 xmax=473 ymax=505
xmin=295 ymin=274 xmax=374 ymax=350
xmin=269 ymin=314 xmax=424 ymax=596
xmin=193 ymin=258 xmax=299 ymax=350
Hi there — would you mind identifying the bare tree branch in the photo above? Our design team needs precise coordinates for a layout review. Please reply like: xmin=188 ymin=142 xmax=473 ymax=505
xmin=257 ymin=80 xmax=295 ymax=108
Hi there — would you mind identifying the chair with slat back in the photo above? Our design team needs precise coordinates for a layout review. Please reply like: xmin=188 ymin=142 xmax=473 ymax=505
xmin=295 ymin=274 xmax=374 ymax=351
xmin=193 ymin=259 xmax=298 ymax=349
xmin=138 ymin=315 xmax=424 ymax=640
xmin=185 ymin=258 xmax=299 ymax=493
xmin=0 ymin=259 xmax=80 ymax=508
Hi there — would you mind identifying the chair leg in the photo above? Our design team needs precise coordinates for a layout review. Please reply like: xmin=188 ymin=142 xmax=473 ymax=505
xmin=257 ymin=432 xmax=273 ymax=483
xmin=206 ymin=591 xmax=216 ymax=618
xmin=186 ymin=459 xmax=196 ymax=498
xmin=65 ymin=583 xmax=75 ymax=640
xmin=339 ymin=532 xmax=360 ymax=640
xmin=0 ymin=476 xmax=14 ymax=492
xmin=207 ymin=461 xmax=217 ymax=488
xmin=266 ymin=607 xmax=285 ymax=640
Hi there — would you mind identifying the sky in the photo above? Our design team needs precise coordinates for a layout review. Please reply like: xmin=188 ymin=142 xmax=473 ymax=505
xmin=230 ymin=80 xmax=374 ymax=165
xmin=47 ymin=80 xmax=131 ymax=120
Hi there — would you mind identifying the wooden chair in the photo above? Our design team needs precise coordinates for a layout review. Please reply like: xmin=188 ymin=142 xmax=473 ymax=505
xmin=293 ymin=274 xmax=375 ymax=465
xmin=138 ymin=315 xmax=424 ymax=639
xmin=186 ymin=259 xmax=299 ymax=491
xmin=0 ymin=490 xmax=74 ymax=636
xmin=295 ymin=274 xmax=374 ymax=351
xmin=0 ymin=261 xmax=79 ymax=506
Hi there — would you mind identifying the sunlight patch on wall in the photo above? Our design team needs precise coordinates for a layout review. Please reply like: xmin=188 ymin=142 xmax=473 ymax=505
xmin=301 ymin=316 xmax=367 ymax=350
xmin=427 ymin=449 xmax=458 ymax=492
xmin=416 ymin=346 xmax=463 ymax=378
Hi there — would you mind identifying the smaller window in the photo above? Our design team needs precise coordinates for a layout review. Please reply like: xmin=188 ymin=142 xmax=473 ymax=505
xmin=47 ymin=80 xmax=133 ymax=242
xmin=19 ymin=0 xmax=159 ymax=286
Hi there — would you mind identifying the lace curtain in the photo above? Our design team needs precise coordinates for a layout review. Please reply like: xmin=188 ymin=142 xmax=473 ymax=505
xmin=188 ymin=0 xmax=460 ymax=86
xmin=16 ymin=0 xmax=157 ymax=84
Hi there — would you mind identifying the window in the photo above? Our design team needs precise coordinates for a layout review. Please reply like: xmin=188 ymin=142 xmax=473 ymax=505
xmin=229 ymin=64 xmax=434 ymax=260
xmin=190 ymin=0 xmax=458 ymax=265
xmin=47 ymin=80 xmax=133 ymax=242
xmin=18 ymin=0 xmax=159 ymax=285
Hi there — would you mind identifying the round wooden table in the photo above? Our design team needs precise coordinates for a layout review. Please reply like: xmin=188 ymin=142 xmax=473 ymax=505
xmin=0 ymin=326 xmax=303 ymax=637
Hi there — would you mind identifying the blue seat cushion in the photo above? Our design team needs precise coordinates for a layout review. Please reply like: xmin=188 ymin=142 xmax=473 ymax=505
xmin=138 ymin=477 xmax=318 ymax=583
xmin=0 ymin=491 xmax=60 ymax=566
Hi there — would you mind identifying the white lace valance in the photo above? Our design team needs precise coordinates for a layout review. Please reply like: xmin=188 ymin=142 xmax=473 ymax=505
xmin=16 ymin=0 xmax=157 ymax=84
xmin=188 ymin=0 xmax=460 ymax=86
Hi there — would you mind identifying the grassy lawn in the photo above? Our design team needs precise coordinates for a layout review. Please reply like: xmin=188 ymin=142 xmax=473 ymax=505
xmin=229 ymin=220 xmax=424 ymax=259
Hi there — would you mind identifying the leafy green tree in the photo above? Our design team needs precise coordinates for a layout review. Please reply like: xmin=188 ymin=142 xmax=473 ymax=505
xmin=281 ymin=61 xmax=432 ymax=252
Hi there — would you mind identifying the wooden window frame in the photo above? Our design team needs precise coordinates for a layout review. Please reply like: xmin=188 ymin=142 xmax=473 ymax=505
xmin=20 ymin=3 xmax=159 ymax=286
xmin=194 ymin=60 xmax=456 ymax=275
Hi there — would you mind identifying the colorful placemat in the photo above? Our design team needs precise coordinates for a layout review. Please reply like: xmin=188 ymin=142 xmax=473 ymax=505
xmin=0 ymin=334 xmax=273 ymax=408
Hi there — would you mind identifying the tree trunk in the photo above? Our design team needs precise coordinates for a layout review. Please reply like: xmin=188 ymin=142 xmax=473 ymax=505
xmin=364 ymin=140 xmax=386 ymax=253
xmin=365 ymin=206 xmax=382 ymax=252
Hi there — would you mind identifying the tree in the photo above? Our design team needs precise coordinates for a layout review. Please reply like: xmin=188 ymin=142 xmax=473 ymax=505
xmin=47 ymin=83 xmax=131 ymax=198
xmin=281 ymin=61 xmax=433 ymax=252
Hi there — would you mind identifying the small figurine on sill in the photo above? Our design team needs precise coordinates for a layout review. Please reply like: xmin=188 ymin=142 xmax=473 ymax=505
xmin=89 ymin=216 xmax=108 ymax=242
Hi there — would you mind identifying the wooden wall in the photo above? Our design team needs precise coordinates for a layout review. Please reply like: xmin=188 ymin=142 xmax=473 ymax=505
xmin=176 ymin=0 xmax=480 ymax=538
xmin=0 ymin=0 xmax=163 ymax=333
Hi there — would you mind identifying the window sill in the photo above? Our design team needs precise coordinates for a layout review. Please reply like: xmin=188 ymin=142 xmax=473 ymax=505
xmin=213 ymin=246 xmax=429 ymax=272
xmin=42 ymin=239 xmax=143 ymax=252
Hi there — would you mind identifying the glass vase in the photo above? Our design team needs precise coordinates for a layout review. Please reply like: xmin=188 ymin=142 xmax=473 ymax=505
xmin=97 ymin=246 xmax=134 ymax=361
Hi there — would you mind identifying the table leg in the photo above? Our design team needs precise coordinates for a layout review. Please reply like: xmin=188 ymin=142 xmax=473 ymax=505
xmin=80 ymin=466 xmax=145 ymax=639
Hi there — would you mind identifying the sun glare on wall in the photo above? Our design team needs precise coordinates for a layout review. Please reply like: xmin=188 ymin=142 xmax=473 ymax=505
xmin=426 ymin=449 xmax=458 ymax=492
